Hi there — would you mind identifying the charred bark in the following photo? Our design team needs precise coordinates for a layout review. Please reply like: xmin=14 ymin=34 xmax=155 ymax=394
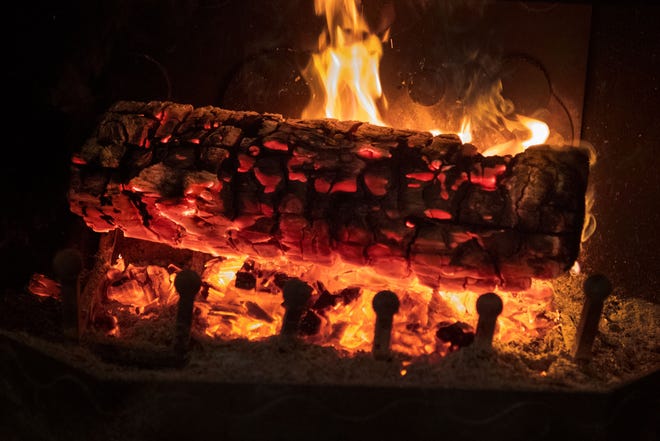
xmin=69 ymin=101 xmax=590 ymax=291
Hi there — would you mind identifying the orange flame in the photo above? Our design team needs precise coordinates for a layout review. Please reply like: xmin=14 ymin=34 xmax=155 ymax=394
xmin=519 ymin=115 xmax=550 ymax=148
xmin=302 ymin=0 xmax=386 ymax=125
xmin=430 ymin=117 xmax=472 ymax=144
xmin=301 ymin=0 xmax=551 ymax=158
xmin=480 ymin=114 xmax=550 ymax=156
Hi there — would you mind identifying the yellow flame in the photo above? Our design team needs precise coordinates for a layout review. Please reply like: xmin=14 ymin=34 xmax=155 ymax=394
xmin=519 ymin=115 xmax=550 ymax=148
xmin=480 ymin=114 xmax=550 ymax=157
xmin=302 ymin=0 xmax=386 ymax=125
xmin=301 ymin=0 xmax=554 ymax=161
xmin=459 ymin=118 xmax=472 ymax=144
xmin=429 ymin=117 xmax=472 ymax=144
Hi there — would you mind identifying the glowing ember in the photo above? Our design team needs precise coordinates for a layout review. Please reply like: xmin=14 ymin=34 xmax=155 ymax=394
xmin=27 ymin=273 xmax=61 ymax=299
xmin=88 ymin=254 xmax=556 ymax=359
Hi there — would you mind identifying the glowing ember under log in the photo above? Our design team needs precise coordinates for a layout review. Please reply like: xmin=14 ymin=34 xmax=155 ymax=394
xmin=69 ymin=100 xmax=589 ymax=292
xmin=85 ymin=252 xmax=558 ymax=358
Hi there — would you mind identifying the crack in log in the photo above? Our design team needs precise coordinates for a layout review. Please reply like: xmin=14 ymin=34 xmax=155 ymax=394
xmin=125 ymin=191 xmax=152 ymax=228
xmin=514 ymin=168 xmax=534 ymax=230
xmin=403 ymin=221 xmax=421 ymax=279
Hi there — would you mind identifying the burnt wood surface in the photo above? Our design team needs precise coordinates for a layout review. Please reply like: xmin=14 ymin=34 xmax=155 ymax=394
xmin=68 ymin=101 xmax=590 ymax=291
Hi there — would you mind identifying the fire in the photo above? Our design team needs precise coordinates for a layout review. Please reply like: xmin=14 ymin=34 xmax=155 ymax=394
xmin=86 ymin=254 xmax=555 ymax=359
xmin=519 ymin=115 xmax=550 ymax=148
xmin=477 ymin=114 xmax=550 ymax=156
xmin=430 ymin=117 xmax=472 ymax=144
xmin=29 ymin=3 xmax=589 ymax=361
xmin=302 ymin=0 xmax=386 ymax=125
xmin=302 ymin=0 xmax=550 ymax=157
xmin=201 ymin=1 xmax=555 ymax=355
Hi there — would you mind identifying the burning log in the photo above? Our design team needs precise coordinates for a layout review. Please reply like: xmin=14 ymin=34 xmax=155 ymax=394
xmin=69 ymin=101 xmax=590 ymax=291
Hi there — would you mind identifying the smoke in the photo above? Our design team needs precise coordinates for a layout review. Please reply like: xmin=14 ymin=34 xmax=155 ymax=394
xmin=578 ymin=140 xmax=598 ymax=244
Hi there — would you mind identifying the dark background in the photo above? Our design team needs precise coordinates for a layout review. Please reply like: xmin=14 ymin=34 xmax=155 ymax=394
xmin=3 ymin=0 xmax=659 ymax=304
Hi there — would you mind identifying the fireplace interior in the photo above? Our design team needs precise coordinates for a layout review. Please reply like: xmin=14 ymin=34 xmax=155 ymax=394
xmin=2 ymin=1 xmax=659 ymax=440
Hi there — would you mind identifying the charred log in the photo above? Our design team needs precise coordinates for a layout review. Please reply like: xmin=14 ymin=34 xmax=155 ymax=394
xmin=69 ymin=101 xmax=590 ymax=291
